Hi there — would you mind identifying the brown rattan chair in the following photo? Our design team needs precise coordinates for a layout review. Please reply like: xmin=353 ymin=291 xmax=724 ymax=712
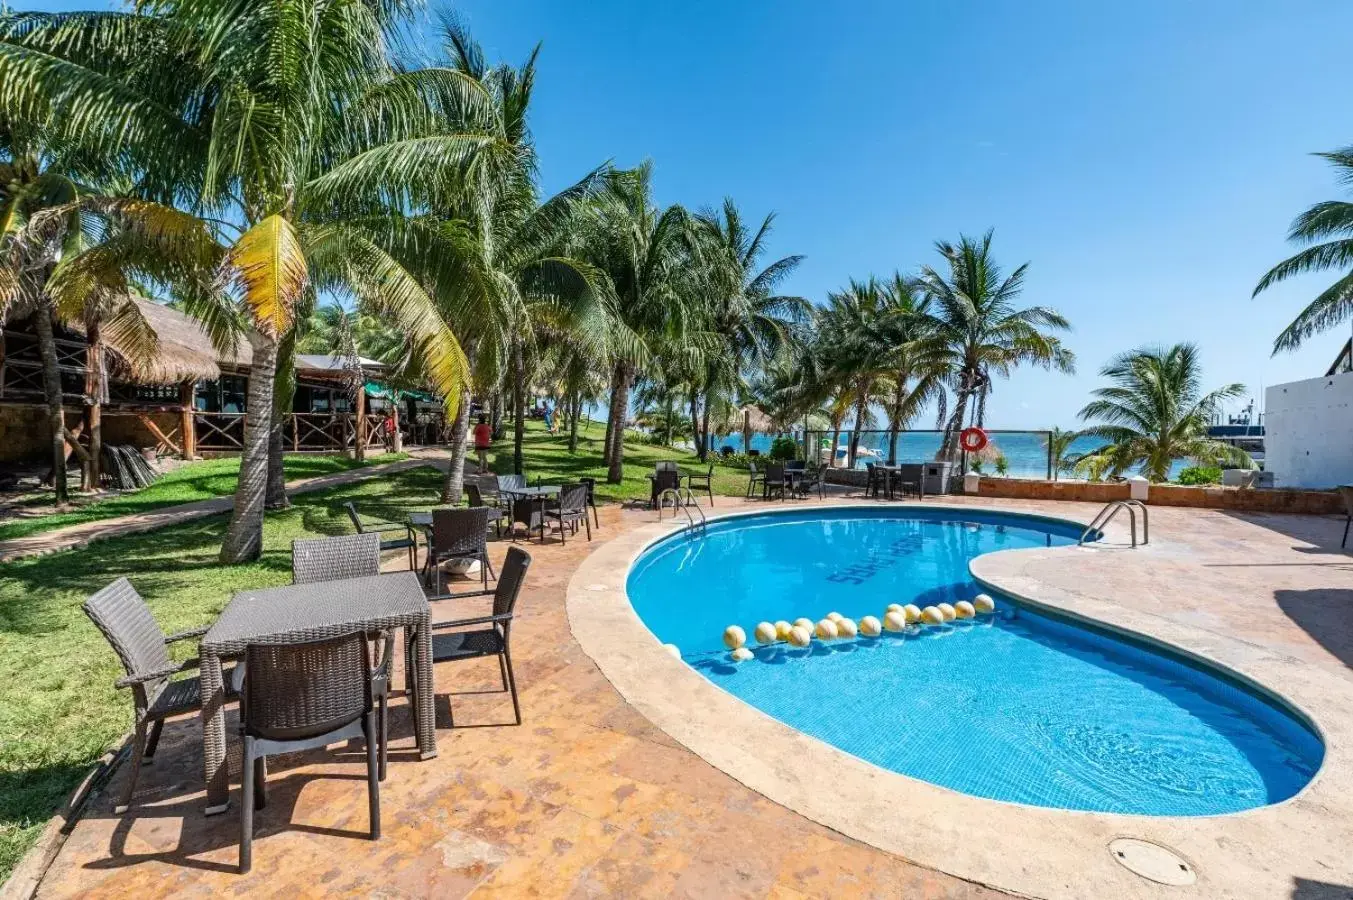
xmin=652 ymin=468 xmax=681 ymax=510
xmin=429 ymin=546 xmax=531 ymax=726
xmin=545 ymin=483 xmax=591 ymax=543
xmin=83 ymin=578 xmax=234 ymax=814
xmin=686 ymin=464 xmax=715 ymax=506
xmin=291 ymin=532 xmax=382 ymax=584
xmin=763 ymin=463 xmax=788 ymax=501
xmin=428 ymin=506 xmax=497 ymax=596
xmin=344 ymin=501 xmax=417 ymax=570
xmin=467 ymin=473 xmax=504 ymax=508
xmin=496 ymin=473 xmax=527 ymax=492
xmin=238 ymin=631 xmax=390 ymax=873
xmin=466 ymin=482 xmax=511 ymax=538
xmin=745 ymin=461 xmax=765 ymax=499
xmin=578 ymin=476 xmax=601 ymax=528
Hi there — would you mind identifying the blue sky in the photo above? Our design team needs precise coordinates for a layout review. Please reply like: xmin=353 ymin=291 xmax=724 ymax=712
xmin=440 ymin=0 xmax=1353 ymax=428
xmin=17 ymin=0 xmax=1353 ymax=428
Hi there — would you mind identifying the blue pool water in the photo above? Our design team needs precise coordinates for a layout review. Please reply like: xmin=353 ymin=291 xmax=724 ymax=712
xmin=625 ymin=508 xmax=1323 ymax=815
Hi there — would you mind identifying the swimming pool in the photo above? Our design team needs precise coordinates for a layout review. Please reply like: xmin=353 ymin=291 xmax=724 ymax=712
xmin=625 ymin=507 xmax=1324 ymax=815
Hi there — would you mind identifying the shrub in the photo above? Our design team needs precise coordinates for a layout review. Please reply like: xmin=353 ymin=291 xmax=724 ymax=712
xmin=994 ymin=454 xmax=1009 ymax=477
xmin=1177 ymin=465 xmax=1222 ymax=485
xmin=768 ymin=436 xmax=798 ymax=461
xmin=969 ymin=460 xmax=984 ymax=475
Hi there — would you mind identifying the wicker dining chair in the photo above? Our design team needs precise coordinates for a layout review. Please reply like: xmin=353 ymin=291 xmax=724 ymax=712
xmin=83 ymin=578 xmax=234 ymax=814
xmin=578 ymin=476 xmax=601 ymax=528
xmin=545 ymin=483 xmax=591 ymax=544
xmin=497 ymin=473 xmax=527 ymax=492
xmin=466 ymin=482 xmax=511 ymax=537
xmin=686 ymin=464 xmax=715 ymax=506
xmin=745 ymin=462 xmax=765 ymax=499
xmin=238 ymin=631 xmax=389 ymax=873
xmin=344 ymin=502 xmax=417 ymax=570
xmin=429 ymin=546 xmax=531 ymax=726
xmin=292 ymin=532 xmax=382 ymax=584
xmin=467 ymin=474 xmax=503 ymax=507
xmin=763 ymin=463 xmax=788 ymax=501
xmin=428 ymin=506 xmax=498 ymax=596
xmin=652 ymin=468 xmax=681 ymax=510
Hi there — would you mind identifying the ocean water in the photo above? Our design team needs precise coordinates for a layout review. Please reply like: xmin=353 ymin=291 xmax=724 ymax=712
xmin=626 ymin=507 xmax=1323 ymax=815
xmin=712 ymin=431 xmax=1187 ymax=480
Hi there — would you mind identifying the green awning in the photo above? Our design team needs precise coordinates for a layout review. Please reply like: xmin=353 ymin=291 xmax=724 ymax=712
xmin=363 ymin=381 xmax=440 ymax=403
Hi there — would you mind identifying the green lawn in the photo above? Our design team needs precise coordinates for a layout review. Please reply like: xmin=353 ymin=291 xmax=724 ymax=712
xmin=484 ymin=419 xmax=751 ymax=503
xmin=0 ymin=453 xmax=409 ymax=542
xmin=0 ymin=422 xmax=752 ymax=882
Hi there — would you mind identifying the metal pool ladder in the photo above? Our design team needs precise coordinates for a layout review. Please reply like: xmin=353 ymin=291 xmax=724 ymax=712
xmin=656 ymin=487 xmax=706 ymax=536
xmin=1080 ymin=499 xmax=1149 ymax=548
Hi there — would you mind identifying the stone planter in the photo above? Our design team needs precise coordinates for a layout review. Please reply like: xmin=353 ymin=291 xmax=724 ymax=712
xmin=963 ymin=472 xmax=981 ymax=494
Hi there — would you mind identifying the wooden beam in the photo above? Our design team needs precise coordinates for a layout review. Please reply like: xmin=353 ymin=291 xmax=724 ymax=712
xmin=354 ymin=387 xmax=367 ymax=462
xmin=137 ymin=413 xmax=182 ymax=456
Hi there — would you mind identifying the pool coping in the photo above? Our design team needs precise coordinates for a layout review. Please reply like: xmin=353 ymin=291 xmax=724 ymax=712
xmin=566 ymin=500 xmax=1353 ymax=899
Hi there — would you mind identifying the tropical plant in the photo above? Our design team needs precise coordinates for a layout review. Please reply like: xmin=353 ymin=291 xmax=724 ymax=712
xmin=584 ymin=164 xmax=697 ymax=483
xmin=0 ymin=117 xmax=219 ymax=502
xmin=688 ymin=200 xmax=810 ymax=460
xmin=994 ymin=454 xmax=1009 ymax=477
xmin=1076 ymin=343 xmax=1250 ymax=482
xmin=1042 ymin=426 xmax=1081 ymax=481
xmin=2 ymin=0 xmax=476 ymax=562
xmin=1254 ymin=146 xmax=1353 ymax=352
xmin=914 ymin=231 xmax=1075 ymax=460
xmin=1177 ymin=465 xmax=1222 ymax=485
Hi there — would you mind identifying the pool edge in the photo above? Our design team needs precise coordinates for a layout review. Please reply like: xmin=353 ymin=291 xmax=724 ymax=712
xmin=567 ymin=499 xmax=1353 ymax=900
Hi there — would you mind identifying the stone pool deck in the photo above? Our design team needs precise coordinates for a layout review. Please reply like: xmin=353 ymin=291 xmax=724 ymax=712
xmin=23 ymin=496 xmax=1353 ymax=899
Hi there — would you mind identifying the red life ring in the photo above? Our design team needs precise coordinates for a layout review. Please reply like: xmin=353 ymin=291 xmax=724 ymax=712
xmin=959 ymin=427 xmax=988 ymax=453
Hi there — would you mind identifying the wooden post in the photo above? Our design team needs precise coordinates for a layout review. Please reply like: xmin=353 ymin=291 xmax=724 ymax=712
xmin=354 ymin=386 xmax=367 ymax=462
xmin=83 ymin=324 xmax=102 ymax=490
xmin=391 ymin=401 xmax=402 ymax=452
xmin=180 ymin=382 xmax=197 ymax=459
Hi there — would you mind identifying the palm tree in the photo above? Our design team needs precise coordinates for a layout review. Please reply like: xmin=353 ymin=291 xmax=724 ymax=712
xmin=1254 ymin=146 xmax=1353 ymax=353
xmin=915 ymin=230 xmax=1075 ymax=461
xmin=690 ymin=200 xmax=809 ymax=460
xmin=1076 ymin=343 xmax=1249 ymax=482
xmin=1042 ymin=426 xmax=1080 ymax=481
xmin=0 ymin=116 xmax=219 ymax=502
xmin=584 ymin=163 xmax=693 ymax=483
xmin=2 ymin=1 xmax=477 ymax=561
xmin=876 ymin=275 xmax=945 ymax=465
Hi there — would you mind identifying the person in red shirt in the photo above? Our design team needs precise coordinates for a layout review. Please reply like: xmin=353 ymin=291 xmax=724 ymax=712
xmin=473 ymin=415 xmax=493 ymax=471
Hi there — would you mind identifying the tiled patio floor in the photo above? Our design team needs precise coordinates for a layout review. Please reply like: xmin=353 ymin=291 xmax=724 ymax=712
xmin=29 ymin=495 xmax=1353 ymax=899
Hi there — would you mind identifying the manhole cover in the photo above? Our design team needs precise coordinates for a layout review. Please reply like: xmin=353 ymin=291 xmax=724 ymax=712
xmin=1109 ymin=838 xmax=1196 ymax=886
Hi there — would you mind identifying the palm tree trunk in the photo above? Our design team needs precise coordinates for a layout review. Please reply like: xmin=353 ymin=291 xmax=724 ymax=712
xmin=511 ymin=339 xmax=525 ymax=475
xmin=848 ymin=389 xmax=868 ymax=469
xmin=442 ymin=386 xmax=472 ymax=502
xmin=829 ymin=419 xmax=842 ymax=469
xmin=689 ymin=390 xmax=702 ymax=460
xmin=939 ymin=371 xmax=974 ymax=462
xmin=568 ymin=387 xmax=581 ymax=453
xmin=887 ymin=378 xmax=905 ymax=465
xmin=264 ymin=333 xmax=295 ymax=510
xmin=34 ymin=305 xmax=70 ymax=504
xmin=701 ymin=390 xmax=712 ymax=460
xmin=606 ymin=363 xmax=632 ymax=484
xmin=220 ymin=329 xmax=278 ymax=564
xmin=603 ymin=362 xmax=624 ymax=467
xmin=84 ymin=321 xmax=104 ymax=491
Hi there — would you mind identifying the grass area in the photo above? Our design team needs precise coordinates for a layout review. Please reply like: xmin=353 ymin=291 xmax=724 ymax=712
xmin=0 ymin=453 xmax=409 ymax=542
xmin=484 ymin=419 xmax=751 ymax=503
xmin=0 ymin=422 xmax=746 ymax=882
xmin=0 ymin=463 xmax=442 ymax=881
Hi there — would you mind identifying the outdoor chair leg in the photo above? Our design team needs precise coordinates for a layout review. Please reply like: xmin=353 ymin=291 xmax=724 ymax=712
xmin=240 ymin=739 xmax=255 ymax=873
xmin=502 ymin=646 xmax=522 ymax=726
xmin=364 ymin=712 xmax=381 ymax=840
xmin=378 ymin=693 xmax=388 ymax=782
xmin=116 ymin=723 xmax=149 ymax=814
xmin=498 ymin=652 xmax=509 ymax=691
xmin=144 ymin=719 xmax=165 ymax=760
xmin=584 ymin=514 xmax=592 ymax=542
xmin=559 ymin=517 xmax=566 ymax=545
xmin=1344 ymin=515 xmax=1351 ymax=548
xmin=591 ymin=504 xmax=600 ymax=528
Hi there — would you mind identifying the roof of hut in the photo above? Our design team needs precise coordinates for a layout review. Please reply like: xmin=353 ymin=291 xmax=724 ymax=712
xmin=739 ymin=404 xmax=775 ymax=434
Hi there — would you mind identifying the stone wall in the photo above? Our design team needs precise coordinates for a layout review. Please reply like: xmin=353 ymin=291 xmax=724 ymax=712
xmin=974 ymin=476 xmax=1343 ymax=515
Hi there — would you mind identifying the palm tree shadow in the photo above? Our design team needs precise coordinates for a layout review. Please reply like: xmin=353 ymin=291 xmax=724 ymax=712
xmin=1274 ymin=588 xmax=1353 ymax=670
xmin=1290 ymin=877 xmax=1353 ymax=899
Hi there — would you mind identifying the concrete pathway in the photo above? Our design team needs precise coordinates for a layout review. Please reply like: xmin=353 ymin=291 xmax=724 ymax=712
xmin=0 ymin=455 xmax=446 ymax=563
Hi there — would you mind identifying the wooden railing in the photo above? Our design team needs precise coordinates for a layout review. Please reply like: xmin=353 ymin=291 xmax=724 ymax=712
xmin=195 ymin=412 xmax=392 ymax=452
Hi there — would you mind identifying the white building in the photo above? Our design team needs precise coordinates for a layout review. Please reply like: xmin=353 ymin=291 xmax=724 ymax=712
xmin=1264 ymin=364 xmax=1353 ymax=489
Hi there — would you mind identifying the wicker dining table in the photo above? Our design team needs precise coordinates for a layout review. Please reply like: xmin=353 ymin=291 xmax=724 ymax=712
xmin=199 ymin=572 xmax=436 ymax=814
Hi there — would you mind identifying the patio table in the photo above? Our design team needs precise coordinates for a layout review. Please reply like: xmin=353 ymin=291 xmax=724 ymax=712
xmin=199 ymin=571 xmax=435 ymax=814
xmin=500 ymin=486 xmax=561 ymax=541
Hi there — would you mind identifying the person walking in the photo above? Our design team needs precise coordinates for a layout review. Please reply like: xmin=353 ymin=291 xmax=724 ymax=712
xmin=473 ymin=415 xmax=494 ymax=471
